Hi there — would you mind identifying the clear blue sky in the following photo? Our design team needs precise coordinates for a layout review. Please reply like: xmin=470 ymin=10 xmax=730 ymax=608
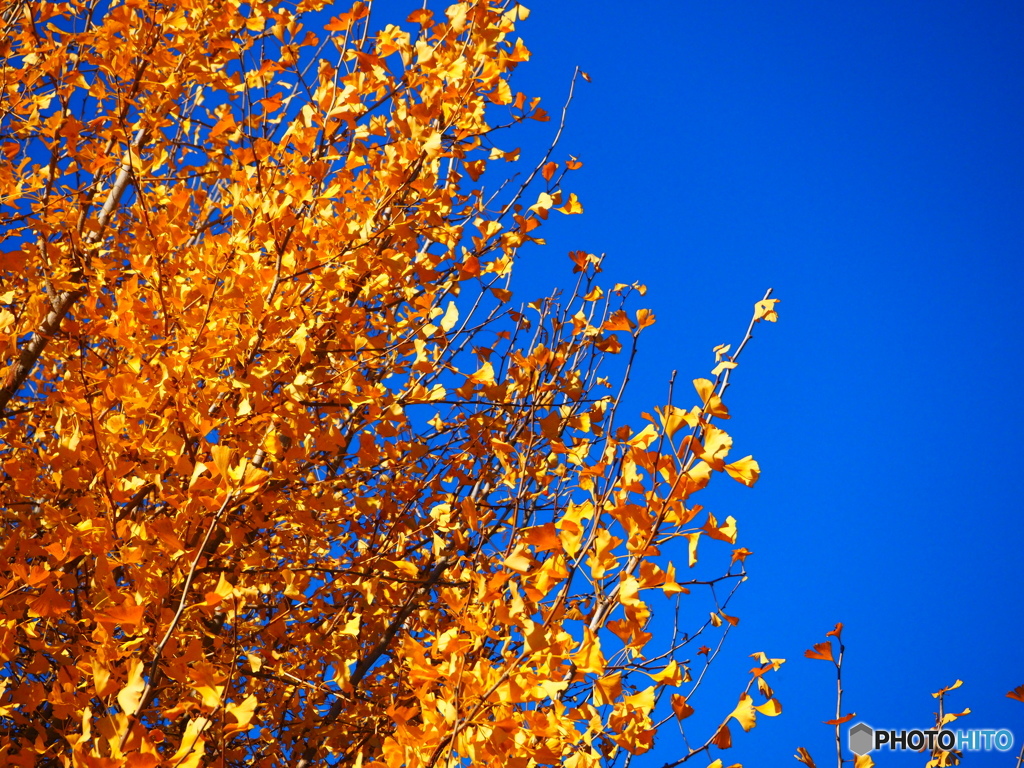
xmin=8 ymin=1 xmax=1020 ymax=762
xmin=491 ymin=0 xmax=1024 ymax=764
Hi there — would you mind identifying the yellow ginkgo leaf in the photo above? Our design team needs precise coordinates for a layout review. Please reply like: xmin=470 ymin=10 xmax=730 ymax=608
xmin=116 ymin=659 xmax=146 ymax=716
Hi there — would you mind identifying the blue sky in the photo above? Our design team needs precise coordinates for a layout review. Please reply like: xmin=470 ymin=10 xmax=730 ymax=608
xmin=6 ymin=0 xmax=1020 ymax=763
xmin=495 ymin=0 xmax=1024 ymax=764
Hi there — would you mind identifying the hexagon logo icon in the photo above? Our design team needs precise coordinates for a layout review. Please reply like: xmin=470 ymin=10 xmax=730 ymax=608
xmin=848 ymin=722 xmax=874 ymax=755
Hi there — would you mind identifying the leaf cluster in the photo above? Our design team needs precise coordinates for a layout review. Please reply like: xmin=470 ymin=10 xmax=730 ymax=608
xmin=0 ymin=1 xmax=779 ymax=766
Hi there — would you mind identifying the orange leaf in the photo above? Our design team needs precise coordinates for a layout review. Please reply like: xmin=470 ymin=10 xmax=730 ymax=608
xmin=794 ymin=747 xmax=817 ymax=767
xmin=520 ymin=523 xmax=560 ymax=552
xmin=602 ymin=310 xmax=634 ymax=332
xmin=97 ymin=596 xmax=145 ymax=628
xmin=711 ymin=722 xmax=732 ymax=748
xmin=731 ymin=547 xmax=753 ymax=563
xmin=27 ymin=585 xmax=71 ymax=618
xmin=823 ymin=713 xmax=855 ymax=725
xmin=671 ymin=693 xmax=694 ymax=720
xmin=635 ymin=308 xmax=655 ymax=329
xmin=126 ymin=755 xmax=160 ymax=768
xmin=203 ymin=573 xmax=234 ymax=607
xmin=702 ymin=512 xmax=737 ymax=544
xmin=804 ymin=642 xmax=833 ymax=661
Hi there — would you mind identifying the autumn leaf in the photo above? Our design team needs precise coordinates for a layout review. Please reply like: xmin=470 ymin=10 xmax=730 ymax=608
xmin=693 ymin=377 xmax=730 ymax=418
xmin=749 ymin=652 xmax=786 ymax=673
xmin=210 ymin=444 xmax=232 ymax=476
xmin=795 ymin=747 xmax=817 ymax=767
xmin=504 ymin=544 xmax=534 ymax=573
xmin=573 ymin=628 xmax=605 ymax=674
xmin=439 ymin=301 xmax=459 ymax=332
xmin=603 ymin=309 xmax=635 ymax=331
xmin=804 ymin=642 xmax=834 ymax=661
xmin=753 ymin=298 xmax=781 ymax=322
xmin=728 ymin=692 xmax=757 ymax=732
xmin=755 ymin=698 xmax=783 ymax=716
xmin=932 ymin=679 xmax=963 ymax=698
xmin=635 ymin=308 xmax=656 ymax=329
xmin=724 ymin=456 xmax=760 ymax=486
xmin=27 ymin=585 xmax=71 ymax=618
xmin=711 ymin=722 xmax=733 ymax=748
xmin=823 ymin=713 xmax=855 ymax=725
xmin=169 ymin=717 xmax=210 ymax=768
xmin=731 ymin=547 xmax=753 ymax=563
xmin=671 ymin=693 xmax=695 ymax=720
xmin=655 ymin=404 xmax=699 ymax=438
xmin=703 ymin=512 xmax=738 ymax=543
xmin=96 ymin=596 xmax=146 ymax=629
xmin=204 ymin=573 xmax=235 ymax=607
xmin=711 ymin=359 xmax=738 ymax=377
xmin=117 ymin=659 xmax=146 ymax=715
xmin=520 ymin=523 xmax=561 ymax=552
xmin=225 ymin=694 xmax=258 ymax=734
xmin=649 ymin=659 xmax=682 ymax=686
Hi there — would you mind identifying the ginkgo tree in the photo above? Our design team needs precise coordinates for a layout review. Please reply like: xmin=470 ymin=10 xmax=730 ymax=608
xmin=0 ymin=1 xmax=781 ymax=766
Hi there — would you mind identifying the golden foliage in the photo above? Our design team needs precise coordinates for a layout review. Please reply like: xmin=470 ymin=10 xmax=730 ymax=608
xmin=0 ymin=1 xmax=780 ymax=765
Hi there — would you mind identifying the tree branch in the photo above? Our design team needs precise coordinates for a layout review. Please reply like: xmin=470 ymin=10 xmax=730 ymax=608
xmin=0 ymin=131 xmax=144 ymax=417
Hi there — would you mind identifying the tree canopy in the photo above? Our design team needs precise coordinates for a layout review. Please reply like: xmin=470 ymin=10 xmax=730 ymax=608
xmin=0 ymin=1 xmax=782 ymax=766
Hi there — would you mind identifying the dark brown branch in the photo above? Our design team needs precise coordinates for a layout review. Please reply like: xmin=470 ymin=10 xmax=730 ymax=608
xmin=292 ymin=554 xmax=453 ymax=768
xmin=0 ymin=132 xmax=146 ymax=417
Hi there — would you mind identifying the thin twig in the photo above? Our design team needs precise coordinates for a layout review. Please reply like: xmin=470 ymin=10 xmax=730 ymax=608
xmin=117 ymin=491 xmax=235 ymax=750
xmin=834 ymin=635 xmax=845 ymax=768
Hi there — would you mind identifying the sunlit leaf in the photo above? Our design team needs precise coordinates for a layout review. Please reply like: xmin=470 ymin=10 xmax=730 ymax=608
xmin=117 ymin=659 xmax=146 ymax=715
xmin=728 ymin=693 xmax=757 ymax=732
xmin=753 ymin=298 xmax=780 ymax=322
xmin=724 ymin=456 xmax=760 ymax=487
xmin=754 ymin=698 xmax=783 ymax=716
xmin=932 ymin=679 xmax=963 ymax=697
xmin=804 ymin=642 xmax=834 ymax=661
xmin=823 ymin=713 xmax=855 ymax=725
